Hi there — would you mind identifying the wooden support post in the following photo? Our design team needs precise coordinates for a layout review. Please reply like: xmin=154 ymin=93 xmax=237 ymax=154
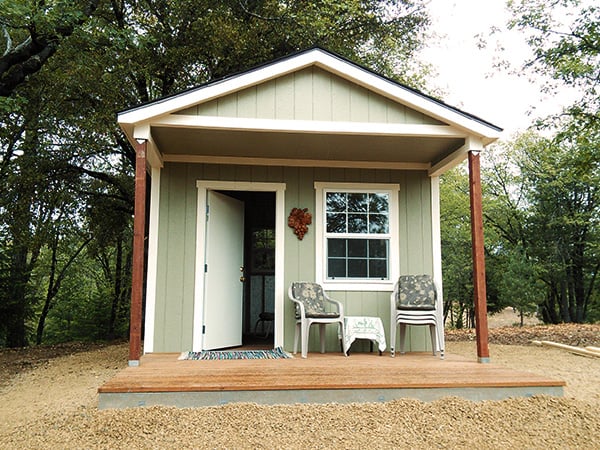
xmin=129 ymin=139 xmax=147 ymax=366
xmin=468 ymin=150 xmax=490 ymax=363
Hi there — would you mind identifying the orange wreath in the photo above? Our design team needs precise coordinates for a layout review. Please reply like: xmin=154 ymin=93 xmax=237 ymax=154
xmin=288 ymin=207 xmax=312 ymax=240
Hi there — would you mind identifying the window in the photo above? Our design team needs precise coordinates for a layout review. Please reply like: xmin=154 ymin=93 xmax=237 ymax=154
xmin=315 ymin=183 xmax=399 ymax=291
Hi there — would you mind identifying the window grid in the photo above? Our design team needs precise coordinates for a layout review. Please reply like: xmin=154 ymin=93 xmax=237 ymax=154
xmin=324 ymin=191 xmax=390 ymax=280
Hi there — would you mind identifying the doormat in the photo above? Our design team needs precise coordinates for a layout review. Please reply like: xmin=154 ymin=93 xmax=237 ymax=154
xmin=178 ymin=347 xmax=293 ymax=360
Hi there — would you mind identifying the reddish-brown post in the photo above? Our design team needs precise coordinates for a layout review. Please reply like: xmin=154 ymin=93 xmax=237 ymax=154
xmin=129 ymin=139 xmax=147 ymax=365
xmin=468 ymin=150 xmax=490 ymax=363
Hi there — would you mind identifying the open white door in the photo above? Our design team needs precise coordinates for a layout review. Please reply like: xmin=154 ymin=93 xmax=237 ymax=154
xmin=202 ymin=191 xmax=245 ymax=350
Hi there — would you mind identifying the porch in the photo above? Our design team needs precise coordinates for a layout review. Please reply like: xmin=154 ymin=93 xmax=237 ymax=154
xmin=98 ymin=349 xmax=564 ymax=409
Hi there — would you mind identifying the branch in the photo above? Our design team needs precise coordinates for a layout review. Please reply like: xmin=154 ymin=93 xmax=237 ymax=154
xmin=0 ymin=0 xmax=100 ymax=97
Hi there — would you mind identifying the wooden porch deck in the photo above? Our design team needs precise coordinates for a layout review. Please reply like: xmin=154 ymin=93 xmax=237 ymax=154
xmin=98 ymin=350 xmax=565 ymax=409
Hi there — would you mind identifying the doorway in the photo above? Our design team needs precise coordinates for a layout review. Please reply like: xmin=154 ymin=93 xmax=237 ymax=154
xmin=193 ymin=181 xmax=284 ymax=352
xmin=221 ymin=191 xmax=276 ymax=347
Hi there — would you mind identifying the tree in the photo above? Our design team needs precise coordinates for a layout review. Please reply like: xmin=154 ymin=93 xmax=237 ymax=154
xmin=0 ymin=1 xmax=433 ymax=346
xmin=508 ymin=0 xmax=599 ymax=129
xmin=439 ymin=167 xmax=504 ymax=329
xmin=482 ymin=129 xmax=600 ymax=324
xmin=0 ymin=0 xmax=101 ymax=97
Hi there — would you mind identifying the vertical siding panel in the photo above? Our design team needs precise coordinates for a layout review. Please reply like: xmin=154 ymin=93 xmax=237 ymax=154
xmin=350 ymin=86 xmax=369 ymax=122
xmin=162 ymin=163 xmax=188 ymax=351
xmin=368 ymin=91 xmax=388 ymax=122
xmin=387 ymin=103 xmax=407 ymax=123
xmin=294 ymin=69 xmax=313 ymax=120
xmin=235 ymin=165 xmax=252 ymax=182
xmin=267 ymin=165 xmax=284 ymax=182
xmin=331 ymin=77 xmax=351 ymax=121
xmin=404 ymin=107 xmax=424 ymax=124
xmin=196 ymin=101 xmax=218 ymax=116
xmin=217 ymin=94 xmax=237 ymax=117
xmin=180 ymin=165 xmax=199 ymax=348
xmin=218 ymin=165 xmax=236 ymax=182
xmin=312 ymin=69 xmax=332 ymax=120
xmin=237 ymin=87 xmax=257 ymax=118
xmin=154 ymin=165 xmax=171 ymax=351
xmin=251 ymin=165 xmax=268 ymax=182
xmin=202 ymin=163 xmax=220 ymax=181
xmin=283 ymin=166 xmax=301 ymax=348
xmin=256 ymin=82 xmax=276 ymax=119
xmin=275 ymin=74 xmax=295 ymax=119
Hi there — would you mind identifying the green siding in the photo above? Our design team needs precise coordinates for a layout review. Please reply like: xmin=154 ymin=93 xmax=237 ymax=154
xmin=176 ymin=67 xmax=445 ymax=126
xmin=153 ymin=163 xmax=435 ymax=353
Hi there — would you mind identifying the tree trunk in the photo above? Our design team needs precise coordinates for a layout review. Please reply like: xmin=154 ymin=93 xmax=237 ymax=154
xmin=559 ymin=278 xmax=571 ymax=322
xmin=35 ymin=235 xmax=91 ymax=345
xmin=108 ymin=236 xmax=123 ymax=340
xmin=6 ymin=245 xmax=30 ymax=347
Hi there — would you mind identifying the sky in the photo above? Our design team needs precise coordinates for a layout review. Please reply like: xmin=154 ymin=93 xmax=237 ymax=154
xmin=419 ymin=0 xmax=578 ymax=138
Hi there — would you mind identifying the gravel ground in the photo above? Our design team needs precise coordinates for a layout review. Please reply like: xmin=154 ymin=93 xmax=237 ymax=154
xmin=0 ymin=322 xmax=599 ymax=449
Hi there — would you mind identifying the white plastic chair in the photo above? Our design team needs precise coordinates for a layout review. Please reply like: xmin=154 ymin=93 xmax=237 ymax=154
xmin=390 ymin=275 xmax=444 ymax=359
xmin=288 ymin=282 xmax=347 ymax=358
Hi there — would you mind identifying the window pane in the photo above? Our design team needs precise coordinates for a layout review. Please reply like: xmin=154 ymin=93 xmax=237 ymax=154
xmin=348 ymin=193 xmax=368 ymax=212
xmin=369 ymin=259 xmax=388 ymax=278
xmin=328 ymin=239 xmax=346 ymax=257
xmin=369 ymin=193 xmax=389 ymax=213
xmin=348 ymin=213 xmax=368 ymax=233
xmin=326 ymin=213 xmax=346 ymax=233
xmin=368 ymin=239 xmax=387 ymax=258
xmin=348 ymin=259 xmax=367 ymax=277
xmin=326 ymin=192 xmax=346 ymax=212
xmin=326 ymin=238 xmax=389 ymax=279
xmin=348 ymin=239 xmax=367 ymax=257
xmin=369 ymin=214 xmax=389 ymax=233
xmin=328 ymin=259 xmax=346 ymax=278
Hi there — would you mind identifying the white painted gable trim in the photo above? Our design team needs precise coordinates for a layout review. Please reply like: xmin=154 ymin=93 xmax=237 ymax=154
xmin=147 ymin=115 xmax=466 ymax=138
xmin=118 ymin=48 xmax=501 ymax=142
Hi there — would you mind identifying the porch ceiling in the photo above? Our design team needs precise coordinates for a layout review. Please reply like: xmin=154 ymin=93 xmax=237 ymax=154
xmin=151 ymin=126 xmax=466 ymax=167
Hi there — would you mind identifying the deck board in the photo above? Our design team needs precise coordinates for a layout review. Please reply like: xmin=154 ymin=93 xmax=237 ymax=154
xmin=98 ymin=351 xmax=565 ymax=408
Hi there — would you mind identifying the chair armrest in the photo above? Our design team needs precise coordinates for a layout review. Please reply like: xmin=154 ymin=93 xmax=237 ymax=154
xmin=288 ymin=284 xmax=306 ymax=318
xmin=323 ymin=292 xmax=344 ymax=317
xmin=390 ymin=280 xmax=399 ymax=314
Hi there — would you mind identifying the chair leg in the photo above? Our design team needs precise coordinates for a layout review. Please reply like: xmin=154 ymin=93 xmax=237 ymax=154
xmin=293 ymin=322 xmax=300 ymax=355
xmin=339 ymin=321 xmax=347 ymax=356
xmin=435 ymin=324 xmax=445 ymax=359
xmin=429 ymin=324 xmax=436 ymax=356
xmin=390 ymin=318 xmax=396 ymax=357
xmin=319 ymin=323 xmax=326 ymax=353
xmin=301 ymin=321 xmax=309 ymax=358
xmin=399 ymin=324 xmax=407 ymax=354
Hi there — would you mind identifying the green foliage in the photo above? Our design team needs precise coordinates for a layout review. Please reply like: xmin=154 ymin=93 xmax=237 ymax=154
xmin=497 ymin=249 xmax=543 ymax=325
xmin=0 ymin=0 xmax=433 ymax=347
xmin=481 ymin=125 xmax=600 ymax=324
xmin=508 ymin=0 xmax=599 ymax=128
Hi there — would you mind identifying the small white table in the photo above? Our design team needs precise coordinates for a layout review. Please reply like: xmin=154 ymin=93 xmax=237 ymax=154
xmin=341 ymin=316 xmax=387 ymax=355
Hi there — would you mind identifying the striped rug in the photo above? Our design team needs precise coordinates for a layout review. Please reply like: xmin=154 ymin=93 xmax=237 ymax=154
xmin=178 ymin=347 xmax=293 ymax=360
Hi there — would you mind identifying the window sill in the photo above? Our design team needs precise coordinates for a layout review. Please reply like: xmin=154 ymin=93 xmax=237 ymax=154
xmin=321 ymin=280 xmax=395 ymax=292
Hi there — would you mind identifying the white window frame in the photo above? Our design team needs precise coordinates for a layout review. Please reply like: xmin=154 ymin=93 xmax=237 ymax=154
xmin=315 ymin=182 xmax=399 ymax=291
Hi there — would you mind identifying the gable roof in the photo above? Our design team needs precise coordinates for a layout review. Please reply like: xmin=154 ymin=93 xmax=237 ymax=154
xmin=120 ymin=47 xmax=501 ymax=136
xmin=118 ymin=47 xmax=502 ymax=175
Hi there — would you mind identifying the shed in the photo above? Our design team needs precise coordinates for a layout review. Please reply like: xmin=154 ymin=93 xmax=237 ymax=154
xmin=118 ymin=47 xmax=501 ymax=365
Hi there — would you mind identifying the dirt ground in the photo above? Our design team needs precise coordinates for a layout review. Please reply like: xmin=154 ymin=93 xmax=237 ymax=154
xmin=0 ymin=319 xmax=599 ymax=449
